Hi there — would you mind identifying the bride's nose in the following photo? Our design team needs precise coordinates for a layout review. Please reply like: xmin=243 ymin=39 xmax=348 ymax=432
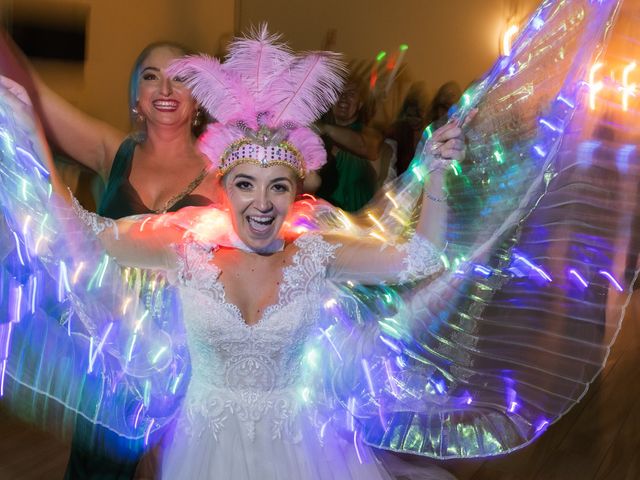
xmin=253 ymin=189 xmax=273 ymax=212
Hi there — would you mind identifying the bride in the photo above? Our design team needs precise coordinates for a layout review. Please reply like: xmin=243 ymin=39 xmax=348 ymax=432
xmin=1 ymin=8 xmax=635 ymax=478
xmin=2 ymin=29 xmax=465 ymax=479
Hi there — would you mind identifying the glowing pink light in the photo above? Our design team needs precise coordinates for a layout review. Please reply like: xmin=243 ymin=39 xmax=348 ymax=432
xmin=568 ymin=269 xmax=589 ymax=288
xmin=598 ymin=270 xmax=624 ymax=292
xmin=133 ymin=402 xmax=145 ymax=429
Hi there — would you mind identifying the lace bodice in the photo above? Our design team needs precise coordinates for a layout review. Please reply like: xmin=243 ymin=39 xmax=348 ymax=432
xmin=173 ymin=233 xmax=339 ymax=441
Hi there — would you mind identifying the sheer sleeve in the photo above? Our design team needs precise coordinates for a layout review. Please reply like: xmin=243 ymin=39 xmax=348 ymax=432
xmin=325 ymin=233 xmax=443 ymax=284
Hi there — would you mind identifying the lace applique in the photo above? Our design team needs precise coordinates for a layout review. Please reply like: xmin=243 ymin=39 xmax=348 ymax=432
xmin=397 ymin=234 xmax=443 ymax=283
xmin=70 ymin=194 xmax=118 ymax=237
xmin=174 ymin=233 xmax=339 ymax=442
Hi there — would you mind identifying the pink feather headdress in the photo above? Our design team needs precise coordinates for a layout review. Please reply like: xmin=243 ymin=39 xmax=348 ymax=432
xmin=168 ymin=26 xmax=346 ymax=178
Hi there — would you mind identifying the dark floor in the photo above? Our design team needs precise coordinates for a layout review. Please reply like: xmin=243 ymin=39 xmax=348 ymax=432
xmin=0 ymin=294 xmax=638 ymax=480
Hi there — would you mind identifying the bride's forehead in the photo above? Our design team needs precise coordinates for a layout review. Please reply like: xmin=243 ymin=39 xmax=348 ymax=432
xmin=225 ymin=164 xmax=297 ymax=182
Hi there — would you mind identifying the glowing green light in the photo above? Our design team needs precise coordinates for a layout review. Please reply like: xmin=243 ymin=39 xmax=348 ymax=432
xmin=424 ymin=125 xmax=433 ymax=139
xmin=440 ymin=254 xmax=450 ymax=270
xmin=412 ymin=164 xmax=424 ymax=182
xmin=462 ymin=93 xmax=471 ymax=107
xmin=494 ymin=151 xmax=504 ymax=163
xmin=376 ymin=51 xmax=387 ymax=62
xmin=399 ymin=44 xmax=409 ymax=51
xmin=450 ymin=160 xmax=462 ymax=176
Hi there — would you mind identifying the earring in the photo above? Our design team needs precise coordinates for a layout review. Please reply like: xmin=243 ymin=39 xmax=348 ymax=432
xmin=131 ymin=106 xmax=145 ymax=123
xmin=192 ymin=109 xmax=203 ymax=128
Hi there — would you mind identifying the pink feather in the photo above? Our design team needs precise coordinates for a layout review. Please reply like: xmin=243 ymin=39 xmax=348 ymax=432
xmin=266 ymin=52 xmax=346 ymax=127
xmin=167 ymin=55 xmax=256 ymax=125
xmin=225 ymin=24 xmax=293 ymax=97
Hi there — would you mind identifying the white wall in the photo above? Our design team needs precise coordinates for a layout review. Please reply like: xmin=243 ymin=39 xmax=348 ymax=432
xmin=238 ymin=0 xmax=540 ymax=99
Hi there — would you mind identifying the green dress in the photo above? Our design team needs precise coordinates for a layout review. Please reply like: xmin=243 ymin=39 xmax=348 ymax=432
xmin=64 ymin=137 xmax=212 ymax=480
xmin=317 ymin=122 xmax=377 ymax=213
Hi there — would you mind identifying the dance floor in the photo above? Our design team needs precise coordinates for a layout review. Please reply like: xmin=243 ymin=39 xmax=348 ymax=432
xmin=0 ymin=294 xmax=638 ymax=480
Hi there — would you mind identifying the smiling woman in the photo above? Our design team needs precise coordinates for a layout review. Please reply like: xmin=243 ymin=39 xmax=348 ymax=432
xmin=224 ymin=164 xmax=298 ymax=252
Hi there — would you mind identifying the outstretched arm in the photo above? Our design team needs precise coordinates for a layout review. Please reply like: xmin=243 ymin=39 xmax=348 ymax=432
xmin=325 ymin=120 xmax=468 ymax=284
xmin=0 ymin=29 xmax=126 ymax=179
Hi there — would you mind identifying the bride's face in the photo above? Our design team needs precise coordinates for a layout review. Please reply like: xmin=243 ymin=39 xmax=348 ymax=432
xmin=223 ymin=163 xmax=298 ymax=252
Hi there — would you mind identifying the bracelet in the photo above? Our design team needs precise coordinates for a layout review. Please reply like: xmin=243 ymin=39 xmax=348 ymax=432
xmin=424 ymin=191 xmax=448 ymax=203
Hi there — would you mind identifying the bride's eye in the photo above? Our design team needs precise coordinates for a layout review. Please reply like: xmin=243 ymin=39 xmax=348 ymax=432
xmin=235 ymin=181 xmax=252 ymax=190
xmin=272 ymin=183 xmax=290 ymax=193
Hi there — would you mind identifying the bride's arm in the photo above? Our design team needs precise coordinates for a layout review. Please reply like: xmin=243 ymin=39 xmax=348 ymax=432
xmin=325 ymin=121 xmax=466 ymax=284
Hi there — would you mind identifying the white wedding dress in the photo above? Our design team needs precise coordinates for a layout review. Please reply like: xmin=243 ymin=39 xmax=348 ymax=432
xmin=159 ymin=234 xmax=394 ymax=479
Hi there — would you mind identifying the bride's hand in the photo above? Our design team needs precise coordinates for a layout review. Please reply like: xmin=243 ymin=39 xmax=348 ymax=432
xmin=424 ymin=108 xmax=478 ymax=172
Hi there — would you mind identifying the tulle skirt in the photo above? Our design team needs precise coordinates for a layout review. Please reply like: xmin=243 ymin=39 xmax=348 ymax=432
xmin=150 ymin=390 xmax=455 ymax=480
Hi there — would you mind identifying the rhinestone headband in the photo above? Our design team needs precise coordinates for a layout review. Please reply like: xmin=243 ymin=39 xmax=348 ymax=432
xmin=219 ymin=130 xmax=306 ymax=178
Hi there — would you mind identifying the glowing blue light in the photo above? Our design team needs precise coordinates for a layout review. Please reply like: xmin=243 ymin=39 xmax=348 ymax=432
xmin=532 ymin=16 xmax=545 ymax=30
xmin=514 ymin=254 xmax=552 ymax=282
xmin=616 ymin=144 xmax=635 ymax=173
xmin=473 ymin=265 xmax=492 ymax=277
xmin=361 ymin=359 xmax=376 ymax=397
xmin=557 ymin=95 xmax=575 ymax=108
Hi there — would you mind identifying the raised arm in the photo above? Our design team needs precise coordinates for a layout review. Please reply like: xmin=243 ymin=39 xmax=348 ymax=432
xmin=319 ymin=122 xmax=384 ymax=161
xmin=325 ymin=120 xmax=468 ymax=284
xmin=0 ymin=29 xmax=126 ymax=179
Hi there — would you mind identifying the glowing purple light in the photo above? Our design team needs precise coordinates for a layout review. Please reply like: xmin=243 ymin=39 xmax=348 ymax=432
xmin=508 ymin=401 xmax=520 ymax=413
xmin=433 ymin=379 xmax=446 ymax=395
xmin=557 ymin=95 xmax=575 ymax=108
xmin=568 ymin=269 xmax=589 ymax=288
xmin=599 ymin=270 xmax=624 ymax=292
xmin=535 ymin=419 xmax=550 ymax=433
xmin=532 ymin=16 xmax=544 ymax=30
xmin=539 ymin=118 xmax=561 ymax=132
xmin=533 ymin=145 xmax=546 ymax=157
xmin=514 ymin=254 xmax=552 ymax=282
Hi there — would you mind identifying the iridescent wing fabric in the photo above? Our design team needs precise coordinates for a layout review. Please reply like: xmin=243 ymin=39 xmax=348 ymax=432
xmin=0 ymin=0 xmax=638 ymax=463
xmin=301 ymin=0 xmax=640 ymax=458
xmin=0 ymin=102 xmax=190 ymax=453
